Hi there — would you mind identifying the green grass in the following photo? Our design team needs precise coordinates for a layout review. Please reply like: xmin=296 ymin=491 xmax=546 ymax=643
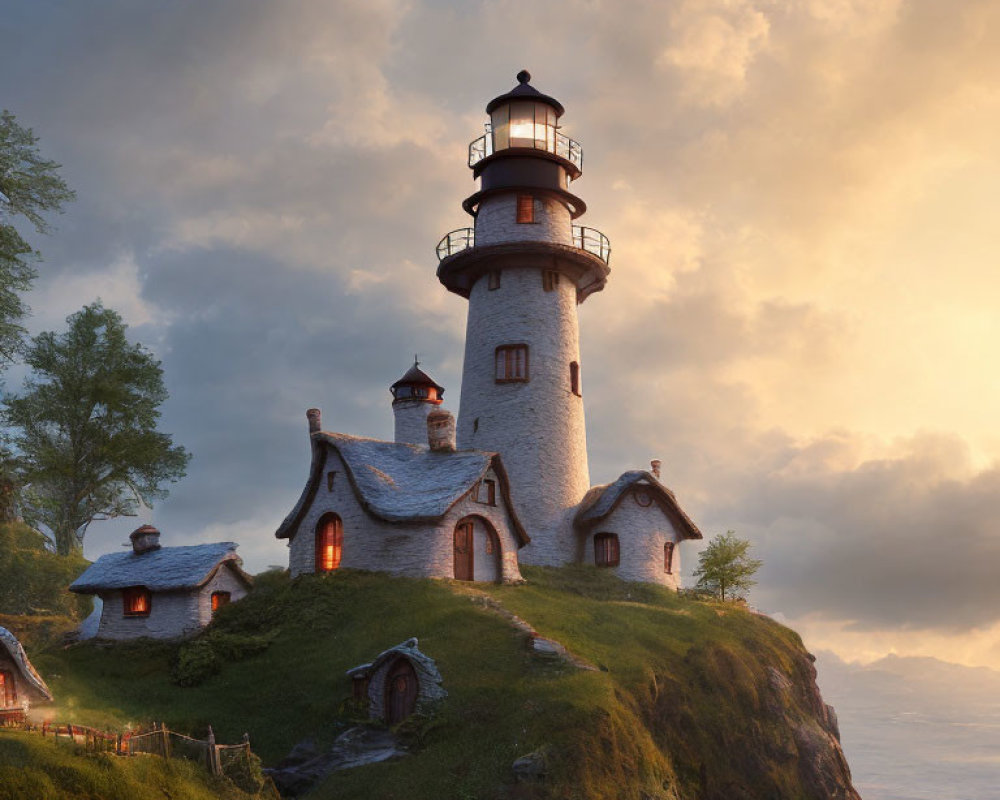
xmin=0 ymin=730 xmax=254 ymax=800
xmin=26 ymin=566 xmax=835 ymax=799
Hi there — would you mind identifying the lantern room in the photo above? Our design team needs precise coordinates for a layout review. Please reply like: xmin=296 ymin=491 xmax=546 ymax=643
xmin=390 ymin=360 xmax=445 ymax=405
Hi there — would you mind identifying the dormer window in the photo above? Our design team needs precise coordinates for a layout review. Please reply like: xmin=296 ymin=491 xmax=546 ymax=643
xmin=495 ymin=345 xmax=529 ymax=382
xmin=123 ymin=586 xmax=151 ymax=617
xmin=478 ymin=479 xmax=496 ymax=506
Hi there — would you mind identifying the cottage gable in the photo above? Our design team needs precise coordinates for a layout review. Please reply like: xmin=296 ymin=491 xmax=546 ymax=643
xmin=0 ymin=627 xmax=52 ymax=711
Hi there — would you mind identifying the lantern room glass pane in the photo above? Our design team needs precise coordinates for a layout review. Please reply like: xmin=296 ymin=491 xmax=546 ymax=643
xmin=508 ymin=102 xmax=535 ymax=148
xmin=490 ymin=105 xmax=509 ymax=150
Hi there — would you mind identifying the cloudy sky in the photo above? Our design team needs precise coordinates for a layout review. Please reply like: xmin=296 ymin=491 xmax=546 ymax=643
xmin=4 ymin=0 xmax=1000 ymax=688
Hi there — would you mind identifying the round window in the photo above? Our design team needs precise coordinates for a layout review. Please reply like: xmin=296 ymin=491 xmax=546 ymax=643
xmin=635 ymin=490 xmax=652 ymax=507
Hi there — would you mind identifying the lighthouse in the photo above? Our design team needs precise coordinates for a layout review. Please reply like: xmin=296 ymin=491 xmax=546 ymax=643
xmin=436 ymin=71 xmax=612 ymax=566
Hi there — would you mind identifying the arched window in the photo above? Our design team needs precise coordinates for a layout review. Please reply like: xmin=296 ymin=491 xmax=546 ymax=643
xmin=315 ymin=514 xmax=343 ymax=572
xmin=0 ymin=669 xmax=15 ymax=708
xmin=211 ymin=591 xmax=231 ymax=612
xmin=594 ymin=533 xmax=620 ymax=567
xmin=664 ymin=541 xmax=675 ymax=574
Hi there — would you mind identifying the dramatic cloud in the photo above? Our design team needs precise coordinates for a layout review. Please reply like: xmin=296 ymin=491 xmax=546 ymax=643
xmin=5 ymin=0 xmax=1000 ymax=667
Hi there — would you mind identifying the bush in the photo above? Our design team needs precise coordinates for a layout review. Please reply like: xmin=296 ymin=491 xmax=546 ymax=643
xmin=172 ymin=631 xmax=275 ymax=688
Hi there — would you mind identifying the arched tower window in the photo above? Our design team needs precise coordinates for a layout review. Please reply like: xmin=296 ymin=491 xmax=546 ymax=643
xmin=315 ymin=514 xmax=343 ymax=572
xmin=594 ymin=533 xmax=620 ymax=567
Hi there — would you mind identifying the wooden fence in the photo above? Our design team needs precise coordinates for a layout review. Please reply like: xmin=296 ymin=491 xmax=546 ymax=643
xmin=9 ymin=719 xmax=280 ymax=797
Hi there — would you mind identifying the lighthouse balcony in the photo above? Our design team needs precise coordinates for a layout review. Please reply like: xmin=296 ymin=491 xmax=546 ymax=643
xmin=436 ymin=225 xmax=610 ymax=265
xmin=468 ymin=126 xmax=584 ymax=174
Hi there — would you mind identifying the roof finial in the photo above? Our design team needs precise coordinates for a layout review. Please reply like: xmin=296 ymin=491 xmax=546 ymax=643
xmin=516 ymin=69 xmax=531 ymax=84
xmin=414 ymin=353 xmax=420 ymax=368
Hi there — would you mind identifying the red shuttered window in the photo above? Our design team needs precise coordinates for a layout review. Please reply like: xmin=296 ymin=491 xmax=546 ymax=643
xmin=495 ymin=345 xmax=529 ymax=382
xmin=516 ymin=194 xmax=534 ymax=223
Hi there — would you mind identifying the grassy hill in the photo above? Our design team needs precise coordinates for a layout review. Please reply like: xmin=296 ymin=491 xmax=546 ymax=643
xmin=20 ymin=566 xmax=857 ymax=800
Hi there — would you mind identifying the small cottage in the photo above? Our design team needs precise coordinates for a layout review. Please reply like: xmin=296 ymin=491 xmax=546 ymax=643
xmin=575 ymin=463 xmax=703 ymax=589
xmin=0 ymin=627 xmax=52 ymax=720
xmin=276 ymin=407 xmax=527 ymax=584
xmin=347 ymin=638 xmax=446 ymax=724
xmin=69 ymin=525 xmax=252 ymax=640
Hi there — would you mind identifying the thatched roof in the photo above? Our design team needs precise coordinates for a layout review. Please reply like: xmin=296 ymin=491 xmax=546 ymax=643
xmin=575 ymin=470 xmax=703 ymax=540
xmin=0 ymin=627 xmax=52 ymax=701
xmin=69 ymin=542 xmax=252 ymax=594
xmin=276 ymin=432 xmax=528 ymax=544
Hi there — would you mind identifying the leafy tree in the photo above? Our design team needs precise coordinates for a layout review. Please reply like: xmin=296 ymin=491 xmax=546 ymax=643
xmin=0 ymin=110 xmax=75 ymax=365
xmin=693 ymin=531 xmax=763 ymax=602
xmin=4 ymin=302 xmax=190 ymax=554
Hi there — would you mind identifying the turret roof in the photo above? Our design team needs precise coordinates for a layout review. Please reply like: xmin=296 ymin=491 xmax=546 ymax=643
xmin=390 ymin=362 xmax=444 ymax=393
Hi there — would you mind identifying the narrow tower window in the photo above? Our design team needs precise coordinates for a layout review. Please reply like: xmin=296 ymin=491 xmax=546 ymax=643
xmin=664 ymin=541 xmax=675 ymax=574
xmin=315 ymin=514 xmax=343 ymax=572
xmin=488 ymin=270 xmax=501 ymax=290
xmin=495 ymin=345 xmax=529 ymax=382
xmin=516 ymin=194 xmax=535 ymax=223
xmin=542 ymin=270 xmax=559 ymax=291
xmin=570 ymin=361 xmax=580 ymax=396
xmin=594 ymin=533 xmax=620 ymax=567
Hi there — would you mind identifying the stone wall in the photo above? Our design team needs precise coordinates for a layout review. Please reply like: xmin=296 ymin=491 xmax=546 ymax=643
xmin=582 ymin=489 xmax=685 ymax=589
xmin=393 ymin=399 xmax=434 ymax=445
xmin=287 ymin=451 xmax=523 ymax=583
xmin=455 ymin=255 xmax=590 ymax=567
xmin=474 ymin=193 xmax=573 ymax=247
xmin=194 ymin=564 xmax=251 ymax=627
xmin=96 ymin=587 xmax=201 ymax=640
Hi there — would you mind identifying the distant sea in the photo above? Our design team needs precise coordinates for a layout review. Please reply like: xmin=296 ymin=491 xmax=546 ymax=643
xmin=814 ymin=652 xmax=1000 ymax=800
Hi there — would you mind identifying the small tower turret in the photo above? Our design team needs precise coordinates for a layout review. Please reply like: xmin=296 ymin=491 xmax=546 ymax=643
xmin=390 ymin=359 xmax=445 ymax=446
xmin=436 ymin=72 xmax=611 ymax=565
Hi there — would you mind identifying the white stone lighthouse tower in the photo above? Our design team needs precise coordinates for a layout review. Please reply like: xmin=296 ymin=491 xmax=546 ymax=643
xmin=436 ymin=72 xmax=611 ymax=565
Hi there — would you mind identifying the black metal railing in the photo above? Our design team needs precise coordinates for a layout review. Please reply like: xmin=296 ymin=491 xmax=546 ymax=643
xmin=572 ymin=225 xmax=611 ymax=264
xmin=436 ymin=228 xmax=475 ymax=260
xmin=468 ymin=125 xmax=584 ymax=172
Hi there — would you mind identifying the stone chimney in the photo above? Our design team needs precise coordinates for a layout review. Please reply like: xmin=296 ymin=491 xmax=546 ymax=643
xmin=427 ymin=409 xmax=457 ymax=453
xmin=650 ymin=459 xmax=662 ymax=479
xmin=130 ymin=524 xmax=162 ymax=555
xmin=307 ymin=408 xmax=322 ymax=434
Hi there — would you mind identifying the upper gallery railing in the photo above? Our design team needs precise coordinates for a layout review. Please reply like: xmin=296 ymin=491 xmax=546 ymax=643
xmin=436 ymin=225 xmax=611 ymax=265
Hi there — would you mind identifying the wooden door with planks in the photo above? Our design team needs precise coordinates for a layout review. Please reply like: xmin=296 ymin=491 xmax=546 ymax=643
xmin=453 ymin=519 xmax=474 ymax=581
xmin=384 ymin=658 xmax=418 ymax=724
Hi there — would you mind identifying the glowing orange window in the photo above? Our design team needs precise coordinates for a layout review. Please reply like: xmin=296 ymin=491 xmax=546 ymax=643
xmin=315 ymin=514 xmax=343 ymax=572
xmin=123 ymin=587 xmax=151 ymax=617
xmin=211 ymin=591 xmax=231 ymax=612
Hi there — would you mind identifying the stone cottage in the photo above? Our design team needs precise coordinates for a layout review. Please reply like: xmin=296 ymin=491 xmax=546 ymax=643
xmin=0 ymin=627 xmax=52 ymax=718
xmin=346 ymin=638 xmax=446 ymax=724
xmin=276 ymin=406 xmax=527 ymax=584
xmin=69 ymin=525 xmax=252 ymax=640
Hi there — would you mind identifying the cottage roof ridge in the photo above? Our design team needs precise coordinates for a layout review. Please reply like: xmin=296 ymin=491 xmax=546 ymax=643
xmin=575 ymin=470 xmax=703 ymax=540
xmin=69 ymin=541 xmax=252 ymax=594
xmin=0 ymin=626 xmax=52 ymax=701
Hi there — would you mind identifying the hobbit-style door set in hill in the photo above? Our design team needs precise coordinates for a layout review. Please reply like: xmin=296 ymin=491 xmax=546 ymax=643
xmin=347 ymin=638 xmax=446 ymax=725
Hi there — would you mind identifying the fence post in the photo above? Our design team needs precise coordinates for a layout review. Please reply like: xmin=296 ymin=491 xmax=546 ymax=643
xmin=206 ymin=725 xmax=220 ymax=776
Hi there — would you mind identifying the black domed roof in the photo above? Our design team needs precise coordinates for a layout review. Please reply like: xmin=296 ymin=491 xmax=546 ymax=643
xmin=485 ymin=70 xmax=565 ymax=117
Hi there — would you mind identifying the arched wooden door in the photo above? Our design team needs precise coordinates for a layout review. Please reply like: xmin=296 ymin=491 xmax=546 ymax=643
xmin=0 ymin=670 xmax=15 ymax=708
xmin=384 ymin=658 xmax=418 ymax=724
xmin=453 ymin=519 xmax=474 ymax=581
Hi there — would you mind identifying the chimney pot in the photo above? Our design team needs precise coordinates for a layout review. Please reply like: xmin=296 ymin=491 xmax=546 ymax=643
xmin=129 ymin=524 xmax=161 ymax=554
xmin=427 ymin=409 xmax=457 ymax=452
xmin=307 ymin=408 xmax=321 ymax=434
xmin=650 ymin=459 xmax=662 ymax=479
